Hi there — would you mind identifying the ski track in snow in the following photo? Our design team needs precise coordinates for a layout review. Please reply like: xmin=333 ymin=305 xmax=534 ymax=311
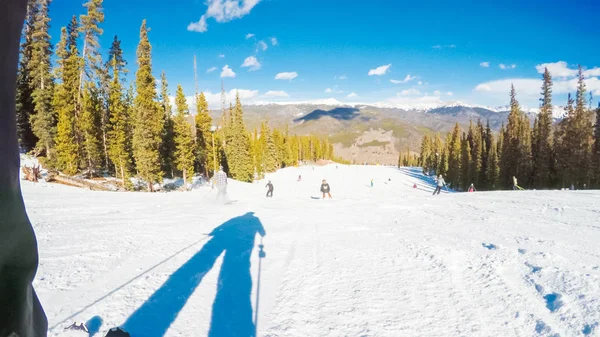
xmin=22 ymin=165 xmax=600 ymax=337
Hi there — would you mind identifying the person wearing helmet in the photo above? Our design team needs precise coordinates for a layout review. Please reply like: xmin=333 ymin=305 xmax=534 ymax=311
xmin=433 ymin=174 xmax=445 ymax=195
xmin=468 ymin=183 xmax=476 ymax=192
xmin=320 ymin=179 xmax=332 ymax=199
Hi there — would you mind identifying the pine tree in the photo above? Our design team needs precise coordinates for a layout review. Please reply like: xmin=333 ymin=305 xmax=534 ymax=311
xmin=447 ymin=123 xmax=462 ymax=188
xmin=54 ymin=22 xmax=82 ymax=175
xmin=106 ymin=35 xmax=131 ymax=186
xmin=461 ymin=133 xmax=472 ymax=190
xmin=29 ymin=0 xmax=55 ymax=159
xmin=194 ymin=92 xmax=213 ymax=176
xmin=557 ymin=67 xmax=594 ymax=188
xmin=16 ymin=2 xmax=39 ymax=152
xmin=226 ymin=92 xmax=254 ymax=182
xmin=80 ymin=83 xmax=103 ymax=175
xmin=173 ymin=85 xmax=195 ymax=189
xmin=554 ymin=94 xmax=573 ymax=187
xmin=159 ymin=71 xmax=175 ymax=177
xmin=261 ymin=122 xmax=279 ymax=172
xmin=419 ymin=135 xmax=432 ymax=173
xmin=79 ymin=0 xmax=104 ymax=90
xmin=486 ymin=135 xmax=500 ymax=189
xmin=500 ymin=85 xmax=531 ymax=189
xmin=133 ymin=20 xmax=163 ymax=192
xmin=532 ymin=68 xmax=554 ymax=188
xmin=593 ymin=104 xmax=600 ymax=187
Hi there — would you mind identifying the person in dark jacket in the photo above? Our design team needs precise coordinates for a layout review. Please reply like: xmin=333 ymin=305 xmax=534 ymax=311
xmin=0 ymin=1 xmax=48 ymax=336
xmin=320 ymin=179 xmax=332 ymax=199
xmin=265 ymin=180 xmax=274 ymax=197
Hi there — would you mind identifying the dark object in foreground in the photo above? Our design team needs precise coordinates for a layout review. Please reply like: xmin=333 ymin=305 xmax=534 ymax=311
xmin=0 ymin=0 xmax=48 ymax=336
xmin=105 ymin=327 xmax=130 ymax=337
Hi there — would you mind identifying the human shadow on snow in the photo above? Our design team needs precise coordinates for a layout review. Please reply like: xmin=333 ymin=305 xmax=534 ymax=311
xmin=122 ymin=212 xmax=266 ymax=337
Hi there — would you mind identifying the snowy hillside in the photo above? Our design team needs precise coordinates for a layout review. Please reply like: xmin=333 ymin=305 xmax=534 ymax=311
xmin=22 ymin=165 xmax=600 ymax=337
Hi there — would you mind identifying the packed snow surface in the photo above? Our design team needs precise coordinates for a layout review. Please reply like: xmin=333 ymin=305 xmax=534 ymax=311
xmin=22 ymin=165 xmax=600 ymax=337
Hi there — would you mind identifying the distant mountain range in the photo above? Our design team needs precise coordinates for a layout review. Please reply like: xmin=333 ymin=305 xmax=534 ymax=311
xmin=205 ymin=102 xmax=561 ymax=165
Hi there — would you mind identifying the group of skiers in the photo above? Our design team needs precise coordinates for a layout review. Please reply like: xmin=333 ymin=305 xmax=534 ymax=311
xmin=211 ymin=166 xmax=333 ymax=200
xmin=433 ymin=175 xmax=477 ymax=195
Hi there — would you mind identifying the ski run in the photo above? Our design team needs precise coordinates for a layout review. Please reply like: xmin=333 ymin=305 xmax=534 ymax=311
xmin=23 ymin=164 xmax=600 ymax=337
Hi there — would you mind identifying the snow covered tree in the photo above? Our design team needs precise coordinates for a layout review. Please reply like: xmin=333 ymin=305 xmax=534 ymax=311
xmin=29 ymin=0 xmax=56 ymax=159
xmin=132 ymin=20 xmax=163 ymax=192
xmin=173 ymin=85 xmax=195 ymax=189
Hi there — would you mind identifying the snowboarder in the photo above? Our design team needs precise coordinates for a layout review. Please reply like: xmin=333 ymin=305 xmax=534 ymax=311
xmin=298 ymin=174 xmax=302 ymax=182
xmin=371 ymin=179 xmax=374 ymax=187
xmin=433 ymin=175 xmax=445 ymax=195
xmin=214 ymin=166 xmax=228 ymax=200
xmin=512 ymin=176 xmax=519 ymax=190
xmin=468 ymin=183 xmax=476 ymax=192
xmin=265 ymin=180 xmax=274 ymax=198
xmin=321 ymin=179 xmax=332 ymax=199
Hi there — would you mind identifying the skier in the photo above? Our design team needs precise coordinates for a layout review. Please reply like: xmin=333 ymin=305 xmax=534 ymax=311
xmin=298 ymin=174 xmax=302 ymax=182
xmin=265 ymin=180 xmax=274 ymax=198
xmin=321 ymin=179 xmax=332 ymax=199
xmin=468 ymin=183 xmax=476 ymax=192
xmin=433 ymin=174 xmax=445 ymax=195
xmin=512 ymin=176 xmax=519 ymax=190
xmin=371 ymin=179 xmax=374 ymax=187
xmin=214 ymin=166 xmax=228 ymax=200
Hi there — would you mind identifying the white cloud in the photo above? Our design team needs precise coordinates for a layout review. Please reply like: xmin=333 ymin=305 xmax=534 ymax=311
xmin=536 ymin=61 xmax=600 ymax=78
xmin=390 ymin=74 xmax=417 ymax=84
xmin=368 ymin=64 xmax=391 ymax=76
xmin=446 ymin=91 xmax=453 ymax=96
xmin=400 ymin=88 xmax=421 ymax=96
xmin=202 ymin=88 xmax=260 ymax=108
xmin=271 ymin=37 xmax=278 ymax=46
xmin=347 ymin=92 xmax=358 ymax=98
xmin=263 ymin=90 xmax=289 ymax=97
xmin=387 ymin=94 xmax=444 ymax=110
xmin=433 ymin=90 xmax=441 ymax=96
xmin=207 ymin=67 xmax=217 ymax=73
xmin=499 ymin=63 xmax=517 ymax=70
xmin=246 ymin=33 xmax=255 ymax=39
xmin=324 ymin=86 xmax=343 ymax=94
xmin=220 ymin=65 xmax=236 ymax=78
xmin=187 ymin=16 xmax=208 ymax=32
xmin=335 ymin=75 xmax=347 ymax=80
xmin=474 ymin=77 xmax=600 ymax=97
xmin=258 ymin=40 xmax=268 ymax=51
xmin=480 ymin=62 xmax=490 ymax=68
xmin=432 ymin=44 xmax=456 ymax=49
xmin=219 ymin=54 xmax=225 ymax=58
xmin=275 ymin=72 xmax=298 ymax=80
xmin=241 ymin=56 xmax=261 ymax=71
xmin=188 ymin=0 xmax=262 ymax=33
xmin=417 ymin=81 xmax=423 ymax=86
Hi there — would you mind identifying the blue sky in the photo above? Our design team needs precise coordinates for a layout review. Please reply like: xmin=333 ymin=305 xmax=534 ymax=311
xmin=48 ymin=0 xmax=600 ymax=110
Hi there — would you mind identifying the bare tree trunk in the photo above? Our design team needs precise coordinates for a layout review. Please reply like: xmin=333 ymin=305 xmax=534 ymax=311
xmin=183 ymin=169 xmax=187 ymax=191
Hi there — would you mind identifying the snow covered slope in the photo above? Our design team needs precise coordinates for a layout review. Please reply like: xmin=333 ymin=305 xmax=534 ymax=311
xmin=23 ymin=165 xmax=600 ymax=337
